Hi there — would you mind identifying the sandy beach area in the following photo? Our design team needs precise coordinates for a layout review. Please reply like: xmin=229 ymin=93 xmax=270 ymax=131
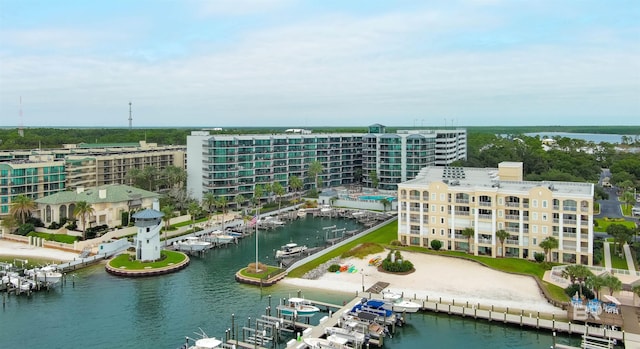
xmin=280 ymin=250 xmax=564 ymax=315
xmin=0 ymin=239 xmax=79 ymax=262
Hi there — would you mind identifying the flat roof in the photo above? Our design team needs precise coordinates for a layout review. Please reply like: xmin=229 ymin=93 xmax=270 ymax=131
xmin=400 ymin=166 xmax=593 ymax=197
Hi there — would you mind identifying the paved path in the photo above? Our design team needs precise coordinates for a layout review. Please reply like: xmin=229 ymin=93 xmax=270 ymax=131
xmin=624 ymin=243 xmax=636 ymax=271
xmin=604 ymin=241 xmax=613 ymax=270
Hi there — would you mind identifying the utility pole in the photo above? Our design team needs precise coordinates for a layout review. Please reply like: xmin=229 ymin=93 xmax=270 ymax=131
xmin=128 ymin=101 xmax=133 ymax=130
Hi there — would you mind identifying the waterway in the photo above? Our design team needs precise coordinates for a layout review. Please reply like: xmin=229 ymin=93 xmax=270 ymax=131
xmin=1 ymin=216 xmax=583 ymax=348
xmin=523 ymin=132 xmax=636 ymax=144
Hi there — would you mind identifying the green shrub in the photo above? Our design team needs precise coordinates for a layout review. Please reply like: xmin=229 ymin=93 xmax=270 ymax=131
xmin=534 ymin=252 xmax=545 ymax=262
xmin=564 ymin=283 xmax=594 ymax=300
xmin=16 ymin=223 xmax=35 ymax=236
xmin=389 ymin=240 xmax=402 ymax=246
xmin=381 ymin=250 xmax=414 ymax=273
xmin=430 ymin=239 xmax=442 ymax=251
xmin=328 ymin=264 xmax=341 ymax=272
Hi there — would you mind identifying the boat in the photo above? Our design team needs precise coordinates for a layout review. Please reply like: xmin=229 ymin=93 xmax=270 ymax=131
xmin=303 ymin=337 xmax=354 ymax=349
xmin=189 ymin=337 xmax=222 ymax=349
xmin=24 ymin=265 xmax=63 ymax=285
xmin=277 ymin=297 xmax=320 ymax=317
xmin=275 ymin=242 xmax=308 ymax=259
xmin=173 ymin=237 xmax=211 ymax=252
xmin=297 ymin=208 xmax=307 ymax=218
xmin=320 ymin=204 xmax=332 ymax=213
xmin=202 ymin=230 xmax=235 ymax=245
xmin=349 ymin=299 xmax=398 ymax=325
xmin=380 ymin=290 xmax=421 ymax=313
xmin=324 ymin=326 xmax=366 ymax=346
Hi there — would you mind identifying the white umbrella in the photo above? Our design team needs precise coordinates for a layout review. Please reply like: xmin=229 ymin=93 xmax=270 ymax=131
xmin=603 ymin=294 xmax=621 ymax=305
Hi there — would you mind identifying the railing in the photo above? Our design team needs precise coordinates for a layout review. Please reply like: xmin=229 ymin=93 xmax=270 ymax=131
xmin=563 ymin=232 xmax=576 ymax=238
xmin=563 ymin=219 xmax=576 ymax=225
xmin=478 ymin=214 xmax=492 ymax=220
xmin=409 ymin=196 xmax=420 ymax=200
xmin=505 ymin=202 xmax=519 ymax=207
xmin=505 ymin=215 xmax=519 ymax=220
xmin=505 ymin=239 xmax=519 ymax=245
xmin=454 ymin=211 xmax=470 ymax=216
xmin=479 ymin=202 xmax=492 ymax=207
xmin=564 ymin=206 xmax=577 ymax=212
xmin=456 ymin=199 xmax=469 ymax=204
xmin=478 ymin=238 xmax=492 ymax=244
xmin=506 ymin=227 xmax=519 ymax=233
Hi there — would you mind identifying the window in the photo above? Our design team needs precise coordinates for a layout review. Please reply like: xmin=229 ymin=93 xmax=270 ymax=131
xmin=498 ymin=210 xmax=503 ymax=217
xmin=542 ymin=213 xmax=548 ymax=221
xmin=431 ymin=205 xmax=436 ymax=212
xmin=431 ymin=216 xmax=436 ymax=224
xmin=431 ymin=193 xmax=436 ymax=200
xmin=532 ymin=212 xmax=538 ymax=220
xmin=498 ymin=222 xmax=503 ymax=229
xmin=532 ymin=200 xmax=538 ymax=208
xmin=532 ymin=225 xmax=538 ymax=233
xmin=440 ymin=194 xmax=445 ymax=201
xmin=440 ymin=229 xmax=445 ymax=236
xmin=440 ymin=218 xmax=445 ymax=224
xmin=542 ymin=226 xmax=548 ymax=234
xmin=498 ymin=198 xmax=503 ymax=205
xmin=542 ymin=200 xmax=548 ymax=208
xmin=533 ymin=238 xmax=537 ymax=245
xmin=440 ymin=206 xmax=444 ymax=212
xmin=432 ymin=228 xmax=436 ymax=235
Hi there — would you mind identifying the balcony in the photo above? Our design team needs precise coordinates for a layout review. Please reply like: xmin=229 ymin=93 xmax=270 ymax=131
xmin=505 ymin=202 xmax=520 ymax=207
xmin=478 ymin=214 xmax=492 ymax=220
xmin=506 ymin=227 xmax=519 ymax=233
xmin=505 ymin=239 xmax=519 ymax=245
xmin=563 ymin=219 xmax=577 ymax=225
xmin=454 ymin=211 xmax=470 ymax=216
xmin=478 ymin=238 xmax=492 ymax=244
xmin=505 ymin=215 xmax=519 ymax=221
xmin=456 ymin=199 xmax=469 ymax=204
xmin=409 ymin=196 xmax=420 ymax=201
xmin=479 ymin=202 xmax=492 ymax=207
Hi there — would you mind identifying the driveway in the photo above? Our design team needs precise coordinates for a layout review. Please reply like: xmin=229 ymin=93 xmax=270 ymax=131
xmin=597 ymin=187 xmax=622 ymax=219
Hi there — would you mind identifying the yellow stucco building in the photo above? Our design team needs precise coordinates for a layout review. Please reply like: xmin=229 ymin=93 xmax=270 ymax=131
xmin=397 ymin=162 xmax=594 ymax=265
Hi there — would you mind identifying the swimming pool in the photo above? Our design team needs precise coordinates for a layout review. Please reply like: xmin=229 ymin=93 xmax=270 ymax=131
xmin=359 ymin=195 xmax=396 ymax=201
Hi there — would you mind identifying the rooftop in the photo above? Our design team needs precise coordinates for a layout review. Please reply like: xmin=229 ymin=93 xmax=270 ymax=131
xmin=35 ymin=184 xmax=159 ymax=205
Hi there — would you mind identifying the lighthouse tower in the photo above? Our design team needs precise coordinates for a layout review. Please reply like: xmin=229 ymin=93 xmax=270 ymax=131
xmin=132 ymin=205 xmax=163 ymax=262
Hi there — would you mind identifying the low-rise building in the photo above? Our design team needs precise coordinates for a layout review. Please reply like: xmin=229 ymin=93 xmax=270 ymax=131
xmin=397 ymin=162 xmax=594 ymax=265
xmin=34 ymin=184 xmax=159 ymax=228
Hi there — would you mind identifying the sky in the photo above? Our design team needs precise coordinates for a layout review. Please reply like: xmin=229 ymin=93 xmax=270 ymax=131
xmin=0 ymin=0 xmax=639 ymax=128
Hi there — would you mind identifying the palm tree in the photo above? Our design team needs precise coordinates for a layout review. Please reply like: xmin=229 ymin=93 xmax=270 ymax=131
xmin=289 ymin=175 xmax=303 ymax=202
xmin=254 ymin=184 xmax=264 ymax=207
xmin=10 ymin=194 xmax=36 ymax=225
xmin=202 ymin=192 xmax=217 ymax=221
xmin=187 ymin=202 xmax=200 ymax=228
xmin=495 ymin=229 xmax=510 ymax=257
xmin=272 ymin=182 xmax=285 ymax=212
xmin=539 ymin=236 xmax=559 ymax=262
xmin=1 ymin=215 xmax=18 ymax=234
xmin=215 ymin=196 xmax=228 ymax=230
xmin=160 ymin=204 xmax=175 ymax=246
xmin=264 ymin=183 xmax=273 ymax=204
xmin=234 ymin=194 xmax=246 ymax=213
xmin=562 ymin=264 xmax=593 ymax=297
xmin=379 ymin=198 xmax=391 ymax=212
xmin=307 ymin=160 xmax=324 ymax=190
xmin=603 ymin=274 xmax=622 ymax=296
xmin=587 ymin=275 xmax=606 ymax=300
xmin=73 ymin=201 xmax=95 ymax=240
xmin=461 ymin=227 xmax=475 ymax=254
xmin=369 ymin=170 xmax=379 ymax=190
xmin=163 ymin=165 xmax=187 ymax=189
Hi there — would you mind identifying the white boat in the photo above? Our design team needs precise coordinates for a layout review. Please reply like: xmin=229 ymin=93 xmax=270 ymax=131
xmin=381 ymin=290 xmax=421 ymax=313
xmin=297 ymin=208 xmax=307 ymax=218
xmin=275 ymin=242 xmax=308 ymax=259
xmin=189 ymin=337 xmax=222 ymax=349
xmin=303 ymin=337 xmax=354 ymax=349
xmin=259 ymin=216 xmax=285 ymax=226
xmin=202 ymin=230 xmax=235 ymax=245
xmin=277 ymin=297 xmax=320 ymax=317
xmin=320 ymin=204 xmax=332 ymax=213
xmin=324 ymin=326 xmax=365 ymax=346
xmin=25 ymin=265 xmax=63 ymax=285
xmin=174 ymin=237 xmax=211 ymax=252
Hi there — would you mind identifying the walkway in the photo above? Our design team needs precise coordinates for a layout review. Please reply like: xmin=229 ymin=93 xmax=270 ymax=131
xmin=604 ymin=241 xmax=613 ymax=270
xmin=624 ymin=243 xmax=636 ymax=271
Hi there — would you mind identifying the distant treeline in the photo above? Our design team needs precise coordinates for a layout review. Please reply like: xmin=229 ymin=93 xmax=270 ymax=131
xmin=0 ymin=125 xmax=638 ymax=150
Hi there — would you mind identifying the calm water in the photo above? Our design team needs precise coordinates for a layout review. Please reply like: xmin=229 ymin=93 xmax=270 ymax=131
xmin=1 ymin=217 xmax=582 ymax=348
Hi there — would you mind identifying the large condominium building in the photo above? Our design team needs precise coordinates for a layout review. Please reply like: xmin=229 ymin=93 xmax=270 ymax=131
xmin=0 ymin=141 xmax=186 ymax=218
xmin=63 ymin=142 xmax=186 ymax=189
xmin=187 ymin=131 xmax=363 ymax=203
xmin=187 ymin=125 xmax=467 ymax=203
xmin=397 ymin=162 xmax=594 ymax=265
xmin=362 ymin=124 xmax=466 ymax=190
xmin=0 ymin=155 xmax=66 ymax=216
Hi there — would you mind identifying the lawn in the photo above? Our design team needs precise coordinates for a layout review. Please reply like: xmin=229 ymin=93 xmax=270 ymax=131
xmin=622 ymin=205 xmax=633 ymax=216
xmin=27 ymin=231 xmax=79 ymax=244
xmin=108 ymin=250 xmax=186 ymax=269
xmin=594 ymin=218 xmax=636 ymax=232
xmin=172 ymin=217 xmax=208 ymax=228
xmin=239 ymin=265 xmax=284 ymax=279
xmin=609 ymin=244 xmax=629 ymax=270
